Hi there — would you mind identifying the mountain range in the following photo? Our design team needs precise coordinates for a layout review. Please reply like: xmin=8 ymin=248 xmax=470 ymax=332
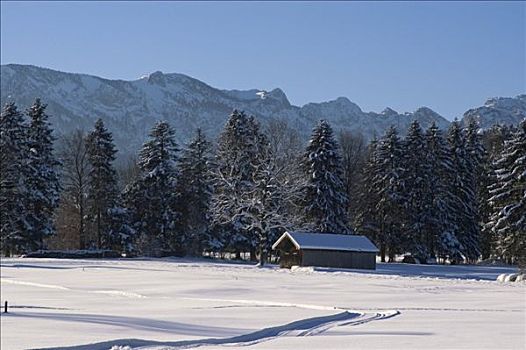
xmin=1 ymin=64 xmax=524 ymax=155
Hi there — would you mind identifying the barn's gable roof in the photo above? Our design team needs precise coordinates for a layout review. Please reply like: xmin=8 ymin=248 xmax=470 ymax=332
xmin=272 ymin=231 xmax=379 ymax=253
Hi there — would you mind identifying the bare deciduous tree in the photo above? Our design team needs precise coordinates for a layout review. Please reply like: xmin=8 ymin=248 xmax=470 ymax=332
xmin=265 ymin=117 xmax=303 ymax=174
xmin=338 ymin=130 xmax=367 ymax=221
xmin=116 ymin=155 xmax=140 ymax=191
xmin=54 ymin=130 xmax=90 ymax=249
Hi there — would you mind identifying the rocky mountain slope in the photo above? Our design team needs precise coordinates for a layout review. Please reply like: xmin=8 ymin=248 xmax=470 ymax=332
xmin=463 ymin=95 xmax=526 ymax=129
xmin=1 ymin=64 xmax=522 ymax=155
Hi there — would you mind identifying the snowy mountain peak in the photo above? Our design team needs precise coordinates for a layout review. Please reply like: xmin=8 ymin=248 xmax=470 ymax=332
xmin=396 ymin=107 xmax=445 ymax=126
xmin=256 ymin=91 xmax=268 ymax=99
xmin=381 ymin=107 xmax=398 ymax=117
xmin=266 ymin=88 xmax=291 ymax=107
xmin=484 ymin=95 xmax=526 ymax=109
xmin=334 ymin=96 xmax=355 ymax=105
xmin=335 ymin=97 xmax=363 ymax=113
xmin=463 ymin=94 xmax=526 ymax=128
xmin=414 ymin=106 xmax=436 ymax=114
xmin=147 ymin=71 xmax=166 ymax=85
xmin=413 ymin=106 xmax=443 ymax=120
xmin=303 ymin=97 xmax=363 ymax=116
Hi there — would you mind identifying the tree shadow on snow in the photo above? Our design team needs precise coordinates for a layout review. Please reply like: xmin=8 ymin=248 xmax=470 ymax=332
xmin=8 ymin=311 xmax=251 ymax=337
xmin=29 ymin=311 xmax=378 ymax=350
xmin=320 ymin=263 xmax=519 ymax=281
xmin=326 ymin=330 xmax=434 ymax=336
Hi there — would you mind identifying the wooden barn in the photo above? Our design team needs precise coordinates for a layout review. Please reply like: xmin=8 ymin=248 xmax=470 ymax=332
xmin=272 ymin=231 xmax=378 ymax=270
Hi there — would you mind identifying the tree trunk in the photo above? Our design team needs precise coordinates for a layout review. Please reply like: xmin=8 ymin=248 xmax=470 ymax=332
xmin=3 ymin=245 xmax=11 ymax=257
xmin=258 ymin=244 xmax=266 ymax=266
xmin=97 ymin=209 xmax=101 ymax=249
xmin=388 ymin=241 xmax=395 ymax=262
xmin=79 ymin=199 xmax=85 ymax=250
xmin=250 ymin=248 xmax=257 ymax=262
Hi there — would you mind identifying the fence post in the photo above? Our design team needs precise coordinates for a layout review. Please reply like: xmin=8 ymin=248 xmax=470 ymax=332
xmin=4 ymin=301 xmax=7 ymax=313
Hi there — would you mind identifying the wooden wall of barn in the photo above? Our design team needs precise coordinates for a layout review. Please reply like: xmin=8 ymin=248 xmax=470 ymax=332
xmin=301 ymin=249 xmax=376 ymax=270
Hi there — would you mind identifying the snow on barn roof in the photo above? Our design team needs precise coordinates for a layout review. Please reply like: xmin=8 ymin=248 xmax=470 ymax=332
xmin=272 ymin=231 xmax=379 ymax=253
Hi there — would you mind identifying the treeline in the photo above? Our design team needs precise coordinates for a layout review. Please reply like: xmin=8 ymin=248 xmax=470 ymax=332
xmin=356 ymin=120 xmax=524 ymax=264
xmin=1 ymin=100 xmax=524 ymax=265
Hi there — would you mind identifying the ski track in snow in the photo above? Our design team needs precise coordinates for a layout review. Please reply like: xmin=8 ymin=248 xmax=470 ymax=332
xmin=184 ymin=297 xmax=345 ymax=311
xmin=92 ymin=290 xmax=146 ymax=299
xmin=35 ymin=309 xmax=399 ymax=350
xmin=0 ymin=278 xmax=147 ymax=299
xmin=0 ymin=279 xmax=71 ymax=291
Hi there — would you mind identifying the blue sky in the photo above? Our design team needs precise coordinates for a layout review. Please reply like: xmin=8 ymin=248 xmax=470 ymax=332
xmin=1 ymin=1 xmax=524 ymax=119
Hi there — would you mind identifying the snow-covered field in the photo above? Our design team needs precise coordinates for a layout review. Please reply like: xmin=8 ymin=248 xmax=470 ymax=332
xmin=1 ymin=258 xmax=524 ymax=350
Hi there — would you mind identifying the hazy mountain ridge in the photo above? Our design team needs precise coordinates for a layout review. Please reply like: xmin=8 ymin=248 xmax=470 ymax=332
xmin=1 ymin=64 xmax=522 ymax=155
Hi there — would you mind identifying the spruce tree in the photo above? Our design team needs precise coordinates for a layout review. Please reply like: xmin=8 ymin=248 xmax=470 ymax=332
xmin=106 ymin=203 xmax=135 ymax=254
xmin=85 ymin=118 xmax=119 ymax=250
xmin=0 ymin=103 xmax=32 ymax=255
xmin=300 ymin=120 xmax=349 ymax=234
xmin=425 ymin=123 xmax=462 ymax=262
xmin=354 ymin=139 xmax=381 ymax=245
xmin=371 ymin=126 xmax=406 ymax=262
xmin=26 ymin=99 xmax=61 ymax=250
xmin=177 ymin=128 xmax=213 ymax=255
xmin=124 ymin=121 xmax=180 ymax=255
xmin=464 ymin=119 xmax=484 ymax=261
xmin=447 ymin=120 xmax=480 ymax=261
xmin=480 ymin=124 xmax=513 ymax=258
xmin=402 ymin=120 xmax=433 ymax=259
xmin=487 ymin=120 xmax=526 ymax=264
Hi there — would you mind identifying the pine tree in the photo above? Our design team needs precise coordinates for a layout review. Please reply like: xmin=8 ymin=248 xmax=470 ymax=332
xmin=447 ymin=120 xmax=480 ymax=261
xmin=401 ymin=120 xmax=434 ymax=259
xmin=487 ymin=120 xmax=526 ymax=264
xmin=124 ymin=121 xmax=180 ymax=255
xmin=26 ymin=99 xmax=61 ymax=250
xmin=371 ymin=126 xmax=406 ymax=262
xmin=300 ymin=120 xmax=349 ymax=234
xmin=177 ymin=128 xmax=213 ymax=255
xmin=0 ymin=102 xmax=32 ymax=255
xmin=85 ymin=119 xmax=119 ymax=250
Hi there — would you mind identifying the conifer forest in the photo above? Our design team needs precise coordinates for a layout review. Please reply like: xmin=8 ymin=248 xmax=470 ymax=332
xmin=2 ymin=100 xmax=524 ymax=267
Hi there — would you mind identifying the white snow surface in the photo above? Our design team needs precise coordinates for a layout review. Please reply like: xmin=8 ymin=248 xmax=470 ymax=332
xmin=273 ymin=232 xmax=379 ymax=252
xmin=0 ymin=258 xmax=524 ymax=350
